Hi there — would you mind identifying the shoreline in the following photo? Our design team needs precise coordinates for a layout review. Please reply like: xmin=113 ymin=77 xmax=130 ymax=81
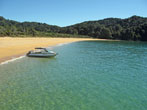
xmin=0 ymin=42 xmax=72 ymax=65
xmin=0 ymin=37 xmax=118 ymax=64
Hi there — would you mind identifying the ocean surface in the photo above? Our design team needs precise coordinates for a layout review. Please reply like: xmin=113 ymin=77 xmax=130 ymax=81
xmin=0 ymin=41 xmax=147 ymax=110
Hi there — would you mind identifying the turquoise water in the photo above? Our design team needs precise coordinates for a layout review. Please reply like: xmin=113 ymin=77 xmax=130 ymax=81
xmin=0 ymin=41 xmax=147 ymax=110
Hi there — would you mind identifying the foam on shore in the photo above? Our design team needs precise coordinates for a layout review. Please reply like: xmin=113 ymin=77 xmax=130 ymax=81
xmin=0 ymin=55 xmax=26 ymax=65
xmin=55 ymin=42 xmax=70 ymax=47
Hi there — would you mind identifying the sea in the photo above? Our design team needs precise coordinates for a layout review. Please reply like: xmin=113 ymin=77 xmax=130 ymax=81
xmin=0 ymin=40 xmax=147 ymax=110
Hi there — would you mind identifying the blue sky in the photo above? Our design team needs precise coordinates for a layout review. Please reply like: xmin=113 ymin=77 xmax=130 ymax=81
xmin=0 ymin=0 xmax=146 ymax=27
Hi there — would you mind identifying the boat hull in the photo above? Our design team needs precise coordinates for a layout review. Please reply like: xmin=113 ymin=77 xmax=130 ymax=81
xmin=27 ymin=53 xmax=57 ymax=58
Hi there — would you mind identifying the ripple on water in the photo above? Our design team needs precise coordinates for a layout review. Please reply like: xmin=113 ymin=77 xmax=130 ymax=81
xmin=0 ymin=41 xmax=147 ymax=110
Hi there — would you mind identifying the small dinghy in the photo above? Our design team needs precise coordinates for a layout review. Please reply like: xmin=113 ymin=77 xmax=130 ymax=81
xmin=27 ymin=47 xmax=57 ymax=57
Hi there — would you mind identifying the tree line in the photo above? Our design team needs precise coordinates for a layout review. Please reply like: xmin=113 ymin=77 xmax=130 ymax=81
xmin=0 ymin=15 xmax=147 ymax=41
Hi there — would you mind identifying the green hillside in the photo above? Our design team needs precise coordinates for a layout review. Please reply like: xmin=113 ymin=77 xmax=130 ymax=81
xmin=0 ymin=16 xmax=147 ymax=41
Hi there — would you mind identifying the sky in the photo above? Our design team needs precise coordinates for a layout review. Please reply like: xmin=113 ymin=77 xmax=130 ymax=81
xmin=0 ymin=0 xmax=147 ymax=27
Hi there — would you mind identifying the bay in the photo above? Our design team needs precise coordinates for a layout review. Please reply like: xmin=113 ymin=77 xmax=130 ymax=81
xmin=0 ymin=41 xmax=147 ymax=110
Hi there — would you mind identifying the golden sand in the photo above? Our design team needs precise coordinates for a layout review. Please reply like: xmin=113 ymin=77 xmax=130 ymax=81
xmin=0 ymin=37 xmax=107 ymax=63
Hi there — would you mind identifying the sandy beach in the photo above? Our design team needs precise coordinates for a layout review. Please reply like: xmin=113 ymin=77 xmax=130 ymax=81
xmin=0 ymin=37 xmax=107 ymax=63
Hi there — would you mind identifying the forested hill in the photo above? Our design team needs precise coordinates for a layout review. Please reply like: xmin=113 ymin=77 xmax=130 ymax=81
xmin=0 ymin=16 xmax=62 ymax=37
xmin=0 ymin=15 xmax=147 ymax=41
xmin=61 ymin=16 xmax=147 ymax=41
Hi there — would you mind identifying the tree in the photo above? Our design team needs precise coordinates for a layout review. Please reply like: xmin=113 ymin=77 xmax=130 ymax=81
xmin=29 ymin=28 xmax=37 ymax=36
xmin=100 ymin=28 xmax=112 ymax=39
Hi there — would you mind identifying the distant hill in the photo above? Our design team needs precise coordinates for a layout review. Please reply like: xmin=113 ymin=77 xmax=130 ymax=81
xmin=0 ymin=15 xmax=147 ymax=41
xmin=0 ymin=16 xmax=61 ymax=37
xmin=60 ymin=15 xmax=147 ymax=41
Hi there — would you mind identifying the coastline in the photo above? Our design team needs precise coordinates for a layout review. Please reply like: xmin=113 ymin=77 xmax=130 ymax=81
xmin=0 ymin=37 xmax=116 ymax=64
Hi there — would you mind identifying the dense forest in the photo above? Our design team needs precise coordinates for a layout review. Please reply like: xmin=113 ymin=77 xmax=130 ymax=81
xmin=0 ymin=15 xmax=147 ymax=41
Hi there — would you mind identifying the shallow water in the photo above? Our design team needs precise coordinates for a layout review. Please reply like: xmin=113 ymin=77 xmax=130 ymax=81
xmin=0 ymin=41 xmax=147 ymax=110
